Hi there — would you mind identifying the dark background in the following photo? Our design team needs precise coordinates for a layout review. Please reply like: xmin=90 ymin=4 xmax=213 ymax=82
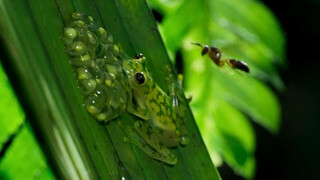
xmin=219 ymin=0 xmax=320 ymax=179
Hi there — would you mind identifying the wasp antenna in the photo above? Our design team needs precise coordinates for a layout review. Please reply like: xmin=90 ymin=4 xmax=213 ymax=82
xmin=191 ymin=42 xmax=203 ymax=47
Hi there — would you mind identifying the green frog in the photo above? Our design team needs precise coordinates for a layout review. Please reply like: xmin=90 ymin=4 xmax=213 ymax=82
xmin=62 ymin=12 xmax=188 ymax=164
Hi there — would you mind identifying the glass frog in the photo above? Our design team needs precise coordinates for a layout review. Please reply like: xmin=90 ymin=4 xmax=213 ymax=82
xmin=62 ymin=12 xmax=188 ymax=164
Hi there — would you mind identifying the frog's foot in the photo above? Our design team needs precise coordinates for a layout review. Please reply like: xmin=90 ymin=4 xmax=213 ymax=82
xmin=123 ymin=121 xmax=177 ymax=164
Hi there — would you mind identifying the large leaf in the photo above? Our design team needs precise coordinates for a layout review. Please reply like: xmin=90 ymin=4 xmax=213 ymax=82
xmin=0 ymin=62 xmax=55 ymax=179
xmin=0 ymin=63 xmax=24 ymax=151
xmin=0 ymin=0 xmax=220 ymax=179
xmin=148 ymin=0 xmax=285 ymax=178
xmin=0 ymin=125 xmax=55 ymax=180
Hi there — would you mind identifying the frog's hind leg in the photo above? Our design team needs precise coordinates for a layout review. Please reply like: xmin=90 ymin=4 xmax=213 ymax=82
xmin=124 ymin=120 xmax=177 ymax=164
xmin=165 ymin=66 xmax=189 ymax=145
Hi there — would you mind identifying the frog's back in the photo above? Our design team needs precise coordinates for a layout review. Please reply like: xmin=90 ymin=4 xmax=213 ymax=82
xmin=141 ymin=82 xmax=180 ymax=146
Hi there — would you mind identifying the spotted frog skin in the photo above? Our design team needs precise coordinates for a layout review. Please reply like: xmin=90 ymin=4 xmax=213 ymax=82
xmin=62 ymin=12 xmax=188 ymax=164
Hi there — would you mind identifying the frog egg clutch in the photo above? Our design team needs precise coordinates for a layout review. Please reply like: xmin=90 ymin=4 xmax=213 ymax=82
xmin=62 ymin=12 xmax=129 ymax=123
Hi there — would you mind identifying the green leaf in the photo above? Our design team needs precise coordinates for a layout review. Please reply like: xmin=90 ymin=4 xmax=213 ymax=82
xmin=0 ymin=0 xmax=220 ymax=179
xmin=211 ymin=101 xmax=256 ymax=178
xmin=0 ymin=63 xmax=24 ymax=151
xmin=211 ymin=0 xmax=285 ymax=64
xmin=150 ymin=0 xmax=285 ymax=178
xmin=0 ymin=62 xmax=55 ymax=179
xmin=0 ymin=125 xmax=55 ymax=180
xmin=213 ymin=71 xmax=281 ymax=133
xmin=161 ymin=0 xmax=203 ymax=52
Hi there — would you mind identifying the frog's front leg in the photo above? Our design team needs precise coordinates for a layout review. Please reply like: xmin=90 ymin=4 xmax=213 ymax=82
xmin=165 ymin=66 xmax=189 ymax=145
xmin=126 ymin=90 xmax=150 ymax=120
xmin=123 ymin=120 xmax=177 ymax=164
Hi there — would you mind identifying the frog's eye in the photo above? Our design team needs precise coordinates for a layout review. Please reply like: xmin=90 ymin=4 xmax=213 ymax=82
xmin=135 ymin=72 xmax=146 ymax=85
xmin=134 ymin=53 xmax=144 ymax=59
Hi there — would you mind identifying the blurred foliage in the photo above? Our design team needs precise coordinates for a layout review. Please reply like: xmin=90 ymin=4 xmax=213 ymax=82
xmin=0 ymin=125 xmax=55 ymax=180
xmin=0 ymin=63 xmax=55 ymax=179
xmin=148 ymin=0 xmax=285 ymax=178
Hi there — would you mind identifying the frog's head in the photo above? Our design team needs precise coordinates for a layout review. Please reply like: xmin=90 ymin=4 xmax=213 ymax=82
xmin=123 ymin=53 xmax=153 ymax=91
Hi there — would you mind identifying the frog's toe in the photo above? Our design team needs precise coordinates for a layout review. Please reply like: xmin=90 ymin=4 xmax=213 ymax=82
xmin=165 ymin=154 xmax=177 ymax=165
xmin=180 ymin=135 xmax=189 ymax=145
